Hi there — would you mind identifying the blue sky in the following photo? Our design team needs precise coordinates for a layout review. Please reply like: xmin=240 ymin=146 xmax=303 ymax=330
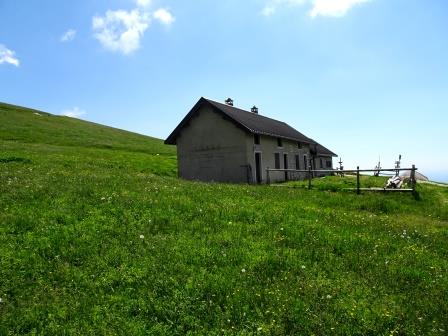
xmin=1 ymin=0 xmax=447 ymax=182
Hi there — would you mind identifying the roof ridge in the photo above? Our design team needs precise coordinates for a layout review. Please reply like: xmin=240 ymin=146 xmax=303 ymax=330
xmin=166 ymin=97 xmax=337 ymax=156
xmin=204 ymin=98 xmax=297 ymax=124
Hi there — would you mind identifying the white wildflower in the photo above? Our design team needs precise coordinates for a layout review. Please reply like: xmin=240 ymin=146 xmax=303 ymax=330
xmin=301 ymin=265 xmax=306 ymax=269
xmin=241 ymin=268 xmax=246 ymax=273
xmin=139 ymin=234 xmax=145 ymax=239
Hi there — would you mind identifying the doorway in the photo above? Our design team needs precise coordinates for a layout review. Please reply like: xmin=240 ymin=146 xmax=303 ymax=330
xmin=284 ymin=154 xmax=288 ymax=181
xmin=255 ymin=153 xmax=262 ymax=184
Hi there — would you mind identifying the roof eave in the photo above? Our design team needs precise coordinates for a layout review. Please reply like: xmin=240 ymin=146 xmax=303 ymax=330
xmin=251 ymin=131 xmax=313 ymax=144
xmin=164 ymin=97 xmax=209 ymax=145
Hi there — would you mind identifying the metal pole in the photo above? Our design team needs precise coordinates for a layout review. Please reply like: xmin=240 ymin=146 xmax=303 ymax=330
xmin=308 ymin=165 xmax=312 ymax=190
xmin=411 ymin=164 xmax=416 ymax=195
xmin=356 ymin=166 xmax=360 ymax=195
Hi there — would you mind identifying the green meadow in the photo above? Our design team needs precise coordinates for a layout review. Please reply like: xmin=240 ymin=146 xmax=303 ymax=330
xmin=1 ymin=102 xmax=447 ymax=335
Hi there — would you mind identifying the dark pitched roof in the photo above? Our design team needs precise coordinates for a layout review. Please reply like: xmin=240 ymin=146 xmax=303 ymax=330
xmin=165 ymin=97 xmax=337 ymax=157
xmin=205 ymin=99 xmax=314 ymax=144
xmin=311 ymin=143 xmax=337 ymax=157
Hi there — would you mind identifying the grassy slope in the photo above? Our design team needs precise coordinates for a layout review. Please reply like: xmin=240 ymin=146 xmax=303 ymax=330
xmin=0 ymin=102 xmax=175 ymax=156
xmin=1 ymin=103 xmax=447 ymax=335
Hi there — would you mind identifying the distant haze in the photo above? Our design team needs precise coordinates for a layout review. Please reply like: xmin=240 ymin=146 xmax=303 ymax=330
xmin=426 ymin=172 xmax=448 ymax=184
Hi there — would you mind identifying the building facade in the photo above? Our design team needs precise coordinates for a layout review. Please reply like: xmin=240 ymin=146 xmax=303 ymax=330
xmin=165 ymin=97 xmax=337 ymax=184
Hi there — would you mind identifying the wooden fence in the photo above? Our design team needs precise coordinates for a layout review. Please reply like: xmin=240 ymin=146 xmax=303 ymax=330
xmin=266 ymin=165 xmax=418 ymax=195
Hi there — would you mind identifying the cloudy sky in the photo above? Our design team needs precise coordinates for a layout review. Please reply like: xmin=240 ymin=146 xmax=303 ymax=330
xmin=1 ymin=0 xmax=447 ymax=181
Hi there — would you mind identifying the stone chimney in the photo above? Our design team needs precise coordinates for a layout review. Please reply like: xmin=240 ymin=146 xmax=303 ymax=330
xmin=225 ymin=98 xmax=234 ymax=106
xmin=251 ymin=106 xmax=258 ymax=114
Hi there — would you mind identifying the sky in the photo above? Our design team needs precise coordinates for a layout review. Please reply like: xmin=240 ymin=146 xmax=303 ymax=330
xmin=1 ymin=0 xmax=447 ymax=182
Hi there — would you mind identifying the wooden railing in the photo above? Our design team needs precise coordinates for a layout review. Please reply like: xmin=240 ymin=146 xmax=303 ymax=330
xmin=265 ymin=165 xmax=418 ymax=195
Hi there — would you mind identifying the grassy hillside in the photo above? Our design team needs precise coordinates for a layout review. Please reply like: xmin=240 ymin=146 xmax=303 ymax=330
xmin=0 ymin=102 xmax=175 ymax=156
xmin=1 ymin=103 xmax=447 ymax=335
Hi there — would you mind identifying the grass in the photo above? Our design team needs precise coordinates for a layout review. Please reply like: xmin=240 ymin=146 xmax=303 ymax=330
xmin=1 ymin=102 xmax=447 ymax=335
xmin=0 ymin=102 xmax=175 ymax=156
xmin=286 ymin=174 xmax=391 ymax=191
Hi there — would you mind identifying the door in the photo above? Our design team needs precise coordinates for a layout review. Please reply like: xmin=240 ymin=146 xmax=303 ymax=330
xmin=283 ymin=154 xmax=288 ymax=181
xmin=255 ymin=152 xmax=262 ymax=184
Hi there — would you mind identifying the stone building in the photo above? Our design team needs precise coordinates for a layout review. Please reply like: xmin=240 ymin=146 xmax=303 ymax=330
xmin=165 ymin=97 xmax=336 ymax=183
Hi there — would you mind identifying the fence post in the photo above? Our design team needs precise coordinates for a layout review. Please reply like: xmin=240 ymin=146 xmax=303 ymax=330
xmin=266 ymin=167 xmax=270 ymax=185
xmin=411 ymin=164 xmax=416 ymax=195
xmin=308 ymin=166 xmax=312 ymax=190
xmin=356 ymin=166 xmax=360 ymax=195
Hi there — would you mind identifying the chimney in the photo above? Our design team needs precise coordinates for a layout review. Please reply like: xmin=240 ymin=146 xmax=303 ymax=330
xmin=251 ymin=106 xmax=258 ymax=114
xmin=225 ymin=98 xmax=234 ymax=106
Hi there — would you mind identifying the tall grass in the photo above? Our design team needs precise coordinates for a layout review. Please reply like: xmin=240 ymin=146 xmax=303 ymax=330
xmin=1 ymin=103 xmax=447 ymax=335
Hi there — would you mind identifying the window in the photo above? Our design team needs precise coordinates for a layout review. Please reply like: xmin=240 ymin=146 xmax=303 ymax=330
xmin=295 ymin=155 xmax=300 ymax=170
xmin=303 ymin=155 xmax=308 ymax=170
xmin=275 ymin=153 xmax=280 ymax=169
xmin=326 ymin=160 xmax=332 ymax=168
xmin=254 ymin=134 xmax=260 ymax=145
xmin=297 ymin=142 xmax=302 ymax=149
xmin=277 ymin=138 xmax=283 ymax=147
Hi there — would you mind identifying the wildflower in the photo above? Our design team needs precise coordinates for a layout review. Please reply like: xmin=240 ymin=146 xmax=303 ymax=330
xmin=241 ymin=268 xmax=246 ymax=273
xmin=101 ymin=197 xmax=105 ymax=200
xmin=326 ymin=294 xmax=332 ymax=299
xmin=280 ymin=227 xmax=284 ymax=231
xmin=139 ymin=235 xmax=145 ymax=239
xmin=0 ymin=298 xmax=3 ymax=303
xmin=301 ymin=265 xmax=306 ymax=269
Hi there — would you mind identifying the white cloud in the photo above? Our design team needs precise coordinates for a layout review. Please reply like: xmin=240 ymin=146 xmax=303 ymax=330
xmin=262 ymin=0 xmax=370 ymax=18
xmin=93 ymin=9 xmax=150 ymax=55
xmin=261 ymin=0 xmax=307 ymax=17
xmin=61 ymin=29 xmax=77 ymax=42
xmin=92 ymin=2 xmax=175 ymax=55
xmin=310 ymin=0 xmax=370 ymax=18
xmin=136 ymin=0 xmax=151 ymax=8
xmin=0 ymin=44 xmax=19 ymax=67
xmin=153 ymin=8 xmax=175 ymax=26
xmin=60 ymin=107 xmax=86 ymax=118
xmin=262 ymin=6 xmax=276 ymax=17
